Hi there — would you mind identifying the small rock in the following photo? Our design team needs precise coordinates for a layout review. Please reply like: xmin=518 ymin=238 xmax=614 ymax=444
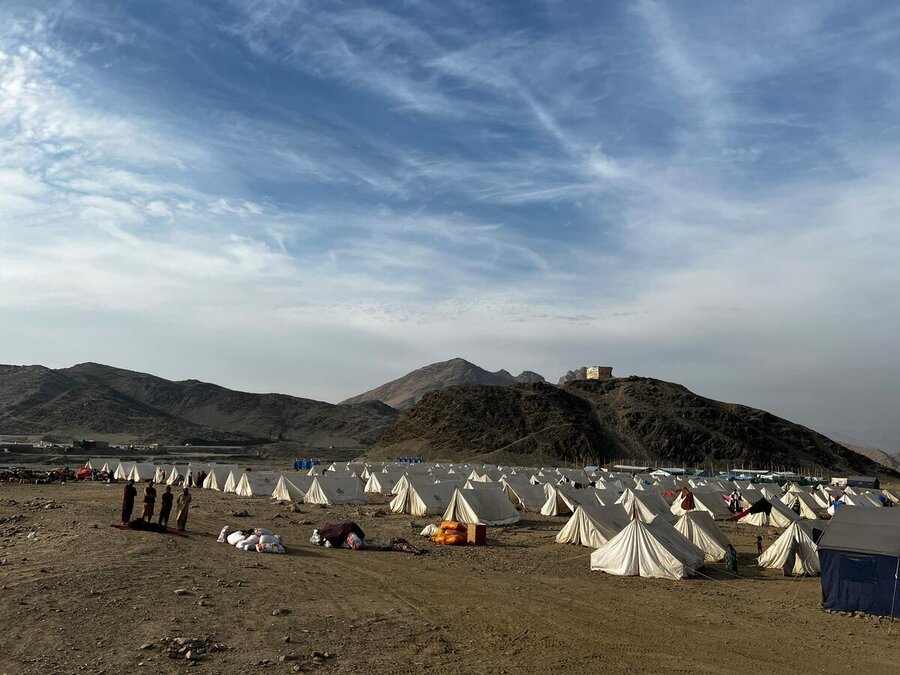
xmin=283 ymin=636 xmax=291 ymax=643
xmin=185 ymin=651 xmax=194 ymax=661
xmin=139 ymin=643 xmax=153 ymax=650
xmin=272 ymin=608 xmax=289 ymax=616
xmin=174 ymin=589 xmax=190 ymax=596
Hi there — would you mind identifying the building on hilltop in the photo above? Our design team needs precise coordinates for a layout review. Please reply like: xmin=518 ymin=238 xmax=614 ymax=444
xmin=586 ymin=366 xmax=614 ymax=380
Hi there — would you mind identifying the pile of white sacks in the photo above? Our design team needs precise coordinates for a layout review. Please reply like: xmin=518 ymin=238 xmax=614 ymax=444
xmin=217 ymin=525 xmax=286 ymax=553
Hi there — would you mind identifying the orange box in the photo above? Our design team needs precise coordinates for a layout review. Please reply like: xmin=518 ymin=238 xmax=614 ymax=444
xmin=467 ymin=523 xmax=486 ymax=545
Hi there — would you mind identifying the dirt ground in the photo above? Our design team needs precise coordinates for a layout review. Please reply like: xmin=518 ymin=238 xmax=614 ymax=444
xmin=1 ymin=482 xmax=899 ymax=675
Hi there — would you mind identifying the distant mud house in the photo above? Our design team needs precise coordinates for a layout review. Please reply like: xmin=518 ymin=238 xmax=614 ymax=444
xmin=586 ymin=366 xmax=614 ymax=380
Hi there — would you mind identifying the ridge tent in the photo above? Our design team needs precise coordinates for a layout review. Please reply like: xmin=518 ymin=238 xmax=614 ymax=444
xmin=541 ymin=485 xmax=600 ymax=517
xmin=730 ymin=497 xmax=799 ymax=528
xmin=818 ymin=507 xmax=900 ymax=617
xmin=442 ymin=488 xmax=521 ymax=526
xmin=165 ymin=465 xmax=187 ymax=486
xmin=183 ymin=463 xmax=210 ymax=488
xmin=363 ymin=473 xmax=398 ymax=495
xmin=555 ymin=503 xmax=630 ymax=548
xmin=758 ymin=519 xmax=824 ymax=576
xmin=235 ymin=471 xmax=279 ymax=497
xmin=690 ymin=492 xmax=733 ymax=520
xmin=85 ymin=458 xmax=116 ymax=473
xmin=674 ymin=511 xmax=731 ymax=562
xmin=127 ymin=462 xmax=157 ymax=483
xmin=464 ymin=480 xmax=506 ymax=491
xmin=304 ymin=475 xmax=367 ymax=505
xmin=114 ymin=461 xmax=136 ymax=480
xmin=590 ymin=516 xmax=706 ymax=580
xmin=272 ymin=474 xmax=315 ymax=502
xmin=202 ymin=465 xmax=237 ymax=491
xmin=501 ymin=479 xmax=548 ymax=512
xmin=616 ymin=488 xmax=676 ymax=523
xmin=780 ymin=492 xmax=822 ymax=520
xmin=389 ymin=476 xmax=455 ymax=516
xmin=153 ymin=465 xmax=174 ymax=484
xmin=758 ymin=485 xmax=784 ymax=501
xmin=222 ymin=469 xmax=244 ymax=493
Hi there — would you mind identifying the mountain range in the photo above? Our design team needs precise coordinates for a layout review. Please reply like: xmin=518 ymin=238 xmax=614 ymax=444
xmin=0 ymin=363 xmax=396 ymax=448
xmin=0 ymin=359 xmax=893 ymax=475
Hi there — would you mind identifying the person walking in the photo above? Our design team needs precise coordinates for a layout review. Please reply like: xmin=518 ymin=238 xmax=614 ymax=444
xmin=121 ymin=479 xmax=137 ymax=524
xmin=175 ymin=487 xmax=192 ymax=531
xmin=142 ymin=481 xmax=157 ymax=522
xmin=158 ymin=486 xmax=174 ymax=527
xmin=725 ymin=544 xmax=739 ymax=574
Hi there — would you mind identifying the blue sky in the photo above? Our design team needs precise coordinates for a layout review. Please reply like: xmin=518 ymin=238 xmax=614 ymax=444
xmin=1 ymin=1 xmax=899 ymax=450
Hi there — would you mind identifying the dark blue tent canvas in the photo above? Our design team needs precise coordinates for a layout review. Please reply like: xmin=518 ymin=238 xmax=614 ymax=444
xmin=817 ymin=507 xmax=900 ymax=617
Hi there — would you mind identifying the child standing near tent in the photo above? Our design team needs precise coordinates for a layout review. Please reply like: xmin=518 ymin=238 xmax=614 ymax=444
xmin=725 ymin=544 xmax=738 ymax=574
xmin=756 ymin=535 xmax=763 ymax=556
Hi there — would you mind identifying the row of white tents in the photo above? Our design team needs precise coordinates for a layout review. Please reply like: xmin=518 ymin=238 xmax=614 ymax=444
xmin=83 ymin=458 xmax=884 ymax=580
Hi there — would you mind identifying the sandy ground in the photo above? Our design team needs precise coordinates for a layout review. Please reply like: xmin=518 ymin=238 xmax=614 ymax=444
xmin=1 ymin=482 xmax=899 ymax=675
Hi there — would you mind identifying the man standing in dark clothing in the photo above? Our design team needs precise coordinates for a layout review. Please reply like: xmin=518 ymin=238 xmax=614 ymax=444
xmin=158 ymin=486 xmax=174 ymax=527
xmin=121 ymin=480 xmax=137 ymax=523
xmin=142 ymin=481 xmax=157 ymax=522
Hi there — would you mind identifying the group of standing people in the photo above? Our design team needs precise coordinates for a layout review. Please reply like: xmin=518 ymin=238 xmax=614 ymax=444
xmin=121 ymin=479 xmax=191 ymax=530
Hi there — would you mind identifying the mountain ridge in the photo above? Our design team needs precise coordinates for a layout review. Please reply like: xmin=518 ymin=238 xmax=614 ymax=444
xmin=340 ymin=357 xmax=546 ymax=409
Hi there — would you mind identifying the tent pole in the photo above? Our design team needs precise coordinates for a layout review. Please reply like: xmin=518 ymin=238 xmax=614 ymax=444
xmin=891 ymin=556 xmax=900 ymax=624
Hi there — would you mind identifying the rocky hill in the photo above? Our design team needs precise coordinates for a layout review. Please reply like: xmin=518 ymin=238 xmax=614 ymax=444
xmin=372 ymin=377 xmax=885 ymax=474
xmin=341 ymin=358 xmax=546 ymax=409
xmin=0 ymin=363 xmax=397 ymax=448
xmin=841 ymin=443 xmax=900 ymax=470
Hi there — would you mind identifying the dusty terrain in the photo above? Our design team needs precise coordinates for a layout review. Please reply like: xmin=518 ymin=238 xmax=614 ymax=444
xmin=2 ymin=482 xmax=899 ymax=675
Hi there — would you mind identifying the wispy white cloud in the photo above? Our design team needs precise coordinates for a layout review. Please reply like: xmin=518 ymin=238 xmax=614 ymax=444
xmin=1 ymin=0 xmax=900 ymax=450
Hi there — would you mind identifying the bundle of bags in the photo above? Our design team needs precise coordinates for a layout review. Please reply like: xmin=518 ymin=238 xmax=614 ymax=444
xmin=429 ymin=521 xmax=467 ymax=546
xmin=310 ymin=521 xmax=367 ymax=550
xmin=218 ymin=525 xmax=286 ymax=554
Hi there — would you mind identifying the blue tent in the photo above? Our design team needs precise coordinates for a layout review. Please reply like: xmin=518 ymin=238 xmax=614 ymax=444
xmin=817 ymin=507 xmax=900 ymax=617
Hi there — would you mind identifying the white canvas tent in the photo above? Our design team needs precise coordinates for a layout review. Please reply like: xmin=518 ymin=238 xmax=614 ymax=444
xmin=501 ymin=479 xmax=548 ymax=512
xmin=540 ymin=485 xmax=600 ymax=516
xmin=272 ymin=474 xmax=315 ymax=502
xmin=590 ymin=516 xmax=706 ymax=580
xmin=304 ymin=474 xmax=367 ymax=505
xmin=222 ymin=469 xmax=244 ymax=493
xmin=202 ymin=465 xmax=236 ymax=491
xmin=85 ymin=458 xmax=117 ymax=473
xmin=616 ymin=488 xmax=675 ymax=523
xmin=183 ymin=463 xmax=210 ymax=488
xmin=734 ymin=497 xmax=799 ymax=527
xmin=127 ymin=462 xmax=157 ymax=483
xmin=442 ymin=488 xmax=521 ymax=526
xmin=363 ymin=473 xmax=398 ymax=495
xmin=670 ymin=489 xmax=732 ymax=520
xmin=165 ymin=465 xmax=188 ymax=486
xmin=780 ymin=492 xmax=822 ymax=520
xmin=235 ymin=471 xmax=279 ymax=497
xmin=114 ymin=461 xmax=136 ymax=480
xmin=389 ymin=477 xmax=455 ymax=516
xmin=674 ymin=511 xmax=731 ymax=562
xmin=758 ymin=519 xmax=823 ymax=576
xmin=153 ymin=465 xmax=174 ymax=484
xmin=555 ymin=503 xmax=630 ymax=548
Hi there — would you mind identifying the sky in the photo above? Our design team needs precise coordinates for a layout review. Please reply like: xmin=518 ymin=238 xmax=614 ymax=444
xmin=1 ymin=1 xmax=899 ymax=451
